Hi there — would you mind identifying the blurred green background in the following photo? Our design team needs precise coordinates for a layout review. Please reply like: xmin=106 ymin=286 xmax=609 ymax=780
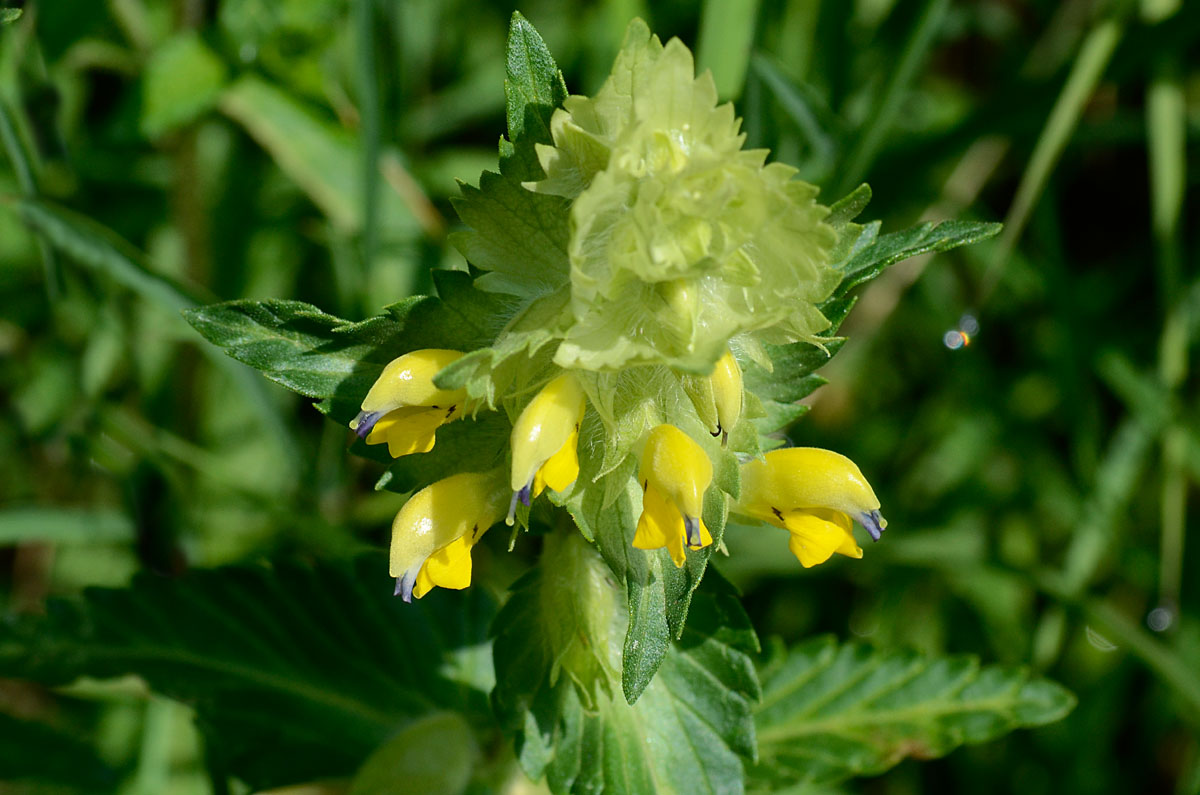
xmin=1 ymin=0 xmax=1198 ymax=792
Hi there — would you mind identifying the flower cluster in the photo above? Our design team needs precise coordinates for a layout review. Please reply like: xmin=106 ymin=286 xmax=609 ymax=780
xmin=353 ymin=20 xmax=889 ymax=600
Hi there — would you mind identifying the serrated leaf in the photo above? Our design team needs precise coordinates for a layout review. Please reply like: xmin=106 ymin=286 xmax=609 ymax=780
xmin=141 ymin=31 xmax=228 ymax=138
xmin=492 ymin=534 xmax=759 ymax=794
xmin=833 ymin=219 xmax=1002 ymax=299
xmin=502 ymin=11 xmax=569 ymax=181
xmin=741 ymin=296 xmax=855 ymax=418
xmin=750 ymin=637 xmax=1075 ymax=789
xmin=184 ymin=298 xmax=412 ymax=401
xmin=183 ymin=270 xmax=518 ymax=412
xmin=0 ymin=558 xmax=494 ymax=791
xmin=449 ymin=171 xmax=571 ymax=296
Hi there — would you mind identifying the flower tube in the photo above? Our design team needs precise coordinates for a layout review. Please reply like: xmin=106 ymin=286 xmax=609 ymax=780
xmin=350 ymin=349 xmax=467 ymax=458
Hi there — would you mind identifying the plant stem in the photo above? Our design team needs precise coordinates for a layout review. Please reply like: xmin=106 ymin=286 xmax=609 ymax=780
xmin=834 ymin=0 xmax=950 ymax=197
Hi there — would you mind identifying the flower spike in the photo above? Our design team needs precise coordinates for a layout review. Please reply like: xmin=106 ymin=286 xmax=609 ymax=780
xmin=390 ymin=471 xmax=508 ymax=602
xmin=350 ymin=349 xmax=468 ymax=458
xmin=508 ymin=372 xmax=587 ymax=524
xmin=633 ymin=424 xmax=713 ymax=567
xmin=736 ymin=447 xmax=887 ymax=569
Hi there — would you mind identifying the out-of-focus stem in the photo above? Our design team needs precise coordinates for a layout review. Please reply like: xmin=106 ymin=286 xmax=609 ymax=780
xmin=1147 ymin=54 xmax=1188 ymax=616
xmin=982 ymin=16 xmax=1123 ymax=302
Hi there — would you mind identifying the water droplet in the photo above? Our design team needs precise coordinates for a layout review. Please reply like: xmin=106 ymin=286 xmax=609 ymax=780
xmin=959 ymin=313 xmax=980 ymax=335
xmin=1147 ymin=606 xmax=1174 ymax=632
xmin=943 ymin=330 xmax=965 ymax=350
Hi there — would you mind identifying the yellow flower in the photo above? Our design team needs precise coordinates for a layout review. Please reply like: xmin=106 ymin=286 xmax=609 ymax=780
xmin=508 ymin=373 xmax=586 ymax=522
xmin=390 ymin=471 xmax=508 ymax=601
xmin=632 ymin=424 xmax=713 ymax=567
xmin=350 ymin=349 xmax=467 ymax=457
xmin=681 ymin=348 xmax=744 ymax=447
xmin=736 ymin=447 xmax=887 ymax=568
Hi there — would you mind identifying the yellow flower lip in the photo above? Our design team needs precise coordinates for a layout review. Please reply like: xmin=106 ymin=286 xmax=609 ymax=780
xmin=633 ymin=424 xmax=714 ymax=567
xmin=507 ymin=373 xmax=587 ymax=524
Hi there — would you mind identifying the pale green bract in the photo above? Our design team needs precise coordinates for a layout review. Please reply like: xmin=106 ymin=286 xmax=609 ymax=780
xmin=528 ymin=19 xmax=838 ymax=373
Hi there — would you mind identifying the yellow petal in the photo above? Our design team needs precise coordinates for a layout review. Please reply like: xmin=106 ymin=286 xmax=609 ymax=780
xmin=634 ymin=480 xmax=689 ymax=567
xmin=539 ymin=425 xmax=581 ymax=493
xmin=412 ymin=535 xmax=475 ymax=598
xmin=366 ymin=406 xmax=448 ymax=457
xmin=782 ymin=509 xmax=859 ymax=568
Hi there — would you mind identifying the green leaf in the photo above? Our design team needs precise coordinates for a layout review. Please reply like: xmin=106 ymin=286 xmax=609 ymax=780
xmin=741 ymin=296 xmax=855 ymax=428
xmin=141 ymin=31 xmax=228 ymax=138
xmin=183 ymin=270 xmax=517 ymax=414
xmin=349 ymin=712 xmax=477 ymax=795
xmin=447 ymin=13 xmax=571 ymax=300
xmin=0 ymin=557 xmax=494 ymax=791
xmin=565 ymin=460 xmax=730 ymax=703
xmin=0 ymin=8 xmax=21 ymax=24
xmin=8 ymin=196 xmax=295 ymax=458
xmin=184 ymin=298 xmax=411 ymax=401
xmin=833 ymin=219 xmax=1002 ymax=299
xmin=219 ymin=75 xmax=418 ymax=237
xmin=376 ymin=410 xmax=512 ymax=495
xmin=492 ymin=533 xmax=759 ymax=794
xmin=10 ymin=197 xmax=207 ymax=312
xmin=0 ymin=712 xmax=116 ymax=791
xmin=0 ymin=507 xmax=134 ymax=544
xmin=502 ymin=11 xmax=569 ymax=181
xmin=449 ymin=171 xmax=571 ymax=296
xmin=751 ymin=637 xmax=1076 ymax=789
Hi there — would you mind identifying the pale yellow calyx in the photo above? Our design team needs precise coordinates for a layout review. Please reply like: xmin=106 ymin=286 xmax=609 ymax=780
xmin=508 ymin=373 xmax=587 ymax=522
xmin=632 ymin=424 xmax=714 ymax=567
xmin=738 ymin=447 xmax=887 ymax=544
xmin=389 ymin=471 xmax=508 ymax=602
